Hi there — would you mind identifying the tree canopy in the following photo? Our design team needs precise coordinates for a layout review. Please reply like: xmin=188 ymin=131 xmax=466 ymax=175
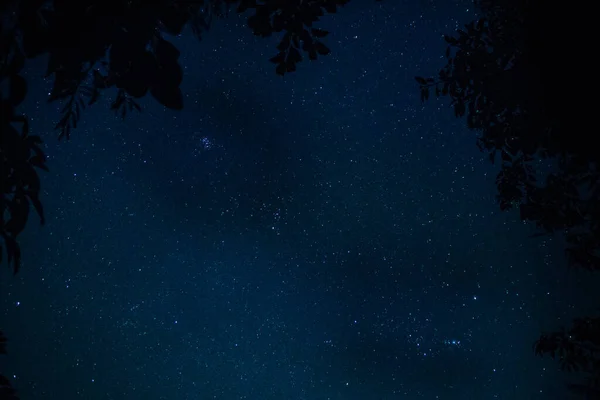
xmin=3 ymin=2 xmax=353 ymax=398
xmin=417 ymin=0 xmax=599 ymax=272
xmin=415 ymin=0 xmax=600 ymax=394
xmin=2 ymin=0 xmax=599 ymax=397
xmin=1 ymin=0 xmax=355 ymax=276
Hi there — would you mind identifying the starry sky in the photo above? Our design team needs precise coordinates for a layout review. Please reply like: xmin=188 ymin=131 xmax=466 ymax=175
xmin=1 ymin=1 xmax=599 ymax=399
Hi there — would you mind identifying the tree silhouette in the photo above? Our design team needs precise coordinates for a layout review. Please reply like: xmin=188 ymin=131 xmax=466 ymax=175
xmin=1 ymin=1 xmax=368 ymax=396
xmin=533 ymin=317 xmax=600 ymax=397
xmin=1 ymin=0 xmax=354 ymax=276
xmin=3 ymin=0 xmax=597 ymax=397
xmin=0 ymin=331 xmax=18 ymax=400
xmin=416 ymin=0 xmax=599 ymax=271
xmin=415 ymin=0 xmax=600 ymax=395
xmin=1 ymin=70 xmax=48 ymax=275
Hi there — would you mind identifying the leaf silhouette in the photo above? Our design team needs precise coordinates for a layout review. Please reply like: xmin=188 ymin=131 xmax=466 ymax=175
xmin=9 ymin=75 xmax=27 ymax=106
xmin=150 ymin=85 xmax=183 ymax=110
xmin=311 ymin=28 xmax=329 ymax=37
xmin=314 ymin=41 xmax=330 ymax=55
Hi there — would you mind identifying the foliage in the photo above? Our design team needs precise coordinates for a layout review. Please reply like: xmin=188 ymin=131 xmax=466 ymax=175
xmin=3 ymin=0 xmax=352 ymax=138
xmin=0 ymin=0 xmax=357 ymax=273
xmin=0 ymin=3 xmax=369 ymax=394
xmin=415 ymin=0 xmax=600 ymax=272
xmin=0 ymin=330 xmax=19 ymax=400
xmin=534 ymin=317 xmax=600 ymax=398
xmin=2 ymin=0 xmax=598 ymax=396
xmin=1 ymin=59 xmax=48 ymax=275
xmin=415 ymin=0 xmax=600 ymax=394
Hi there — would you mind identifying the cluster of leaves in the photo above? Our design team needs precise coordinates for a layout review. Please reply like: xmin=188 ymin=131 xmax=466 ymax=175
xmin=534 ymin=317 xmax=600 ymax=398
xmin=5 ymin=0 xmax=353 ymax=140
xmin=0 ymin=39 xmax=47 ymax=397
xmin=1 ymin=1 xmax=368 ymax=396
xmin=269 ymin=27 xmax=332 ymax=75
xmin=414 ymin=11 xmax=535 ymax=209
xmin=0 ymin=331 xmax=18 ymax=400
xmin=414 ymin=0 xmax=600 ymax=271
xmin=415 ymin=0 xmax=600 ymax=394
xmin=0 ymin=0 xmax=358 ymax=270
xmin=1 ymin=50 xmax=48 ymax=275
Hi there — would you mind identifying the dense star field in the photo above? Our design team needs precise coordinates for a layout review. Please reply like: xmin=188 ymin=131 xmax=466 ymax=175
xmin=1 ymin=1 xmax=597 ymax=399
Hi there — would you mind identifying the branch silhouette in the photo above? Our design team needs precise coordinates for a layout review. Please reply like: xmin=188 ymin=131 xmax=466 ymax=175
xmin=416 ymin=0 xmax=600 ymax=394
xmin=0 ymin=1 xmax=372 ymax=396
xmin=2 ymin=0 xmax=597 ymax=397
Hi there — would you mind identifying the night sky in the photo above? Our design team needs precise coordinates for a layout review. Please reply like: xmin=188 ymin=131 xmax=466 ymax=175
xmin=1 ymin=1 xmax=598 ymax=399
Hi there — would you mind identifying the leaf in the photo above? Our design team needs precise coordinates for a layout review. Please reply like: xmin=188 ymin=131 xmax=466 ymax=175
xmin=155 ymin=36 xmax=180 ymax=63
xmin=61 ymin=124 xmax=71 ymax=140
xmin=311 ymin=28 xmax=329 ymax=38
xmin=442 ymin=82 xmax=449 ymax=95
xmin=4 ymin=44 xmax=24 ymax=77
xmin=88 ymin=88 xmax=100 ymax=106
xmin=286 ymin=61 xmax=297 ymax=73
xmin=289 ymin=47 xmax=302 ymax=63
xmin=18 ymin=116 xmax=29 ymax=137
xmin=314 ymin=41 xmax=330 ymax=55
xmin=6 ymin=193 xmax=30 ymax=236
xmin=272 ymin=13 xmax=285 ymax=32
xmin=93 ymin=70 xmax=108 ymax=89
xmin=444 ymin=35 xmax=457 ymax=45
xmin=277 ymin=33 xmax=292 ymax=51
xmin=157 ymin=62 xmax=183 ymax=88
xmin=454 ymin=101 xmax=465 ymax=117
xmin=237 ymin=0 xmax=256 ymax=13
xmin=54 ymin=112 xmax=69 ymax=131
xmin=45 ymin=53 xmax=61 ymax=78
xmin=190 ymin=13 xmax=210 ymax=42
xmin=476 ymin=18 xmax=485 ymax=30
xmin=2 ymin=233 xmax=22 ymax=275
xmin=150 ymin=85 xmax=183 ymax=110
xmin=124 ymin=75 xmax=149 ymax=98
xmin=159 ymin=6 xmax=188 ymax=36
xmin=29 ymin=154 xmax=48 ymax=171
xmin=270 ymin=52 xmax=285 ymax=64
xmin=275 ymin=63 xmax=286 ymax=76
xmin=322 ymin=1 xmax=337 ymax=12
xmin=9 ymin=74 xmax=27 ymax=106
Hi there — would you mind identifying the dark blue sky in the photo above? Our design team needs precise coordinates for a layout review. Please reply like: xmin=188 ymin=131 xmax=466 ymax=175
xmin=1 ymin=1 xmax=597 ymax=399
